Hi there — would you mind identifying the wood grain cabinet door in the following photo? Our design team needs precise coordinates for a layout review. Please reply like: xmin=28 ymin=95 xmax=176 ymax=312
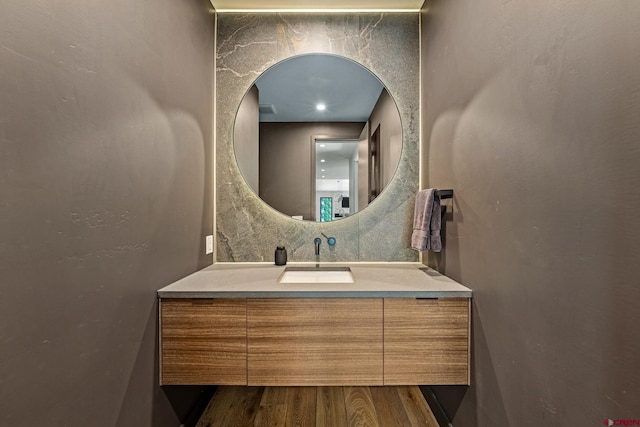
xmin=384 ymin=298 xmax=470 ymax=385
xmin=247 ymin=298 xmax=383 ymax=386
xmin=160 ymin=298 xmax=247 ymax=385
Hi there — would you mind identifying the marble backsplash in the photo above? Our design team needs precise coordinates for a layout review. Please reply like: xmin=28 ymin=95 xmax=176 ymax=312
xmin=216 ymin=13 xmax=419 ymax=262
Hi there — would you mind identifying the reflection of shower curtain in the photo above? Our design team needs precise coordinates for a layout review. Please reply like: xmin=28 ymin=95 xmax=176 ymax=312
xmin=320 ymin=197 xmax=333 ymax=222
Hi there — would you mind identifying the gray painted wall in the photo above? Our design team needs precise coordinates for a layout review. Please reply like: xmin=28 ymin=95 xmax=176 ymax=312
xmin=0 ymin=0 xmax=214 ymax=426
xmin=216 ymin=13 xmax=419 ymax=263
xmin=421 ymin=0 xmax=640 ymax=425
xmin=259 ymin=122 xmax=364 ymax=220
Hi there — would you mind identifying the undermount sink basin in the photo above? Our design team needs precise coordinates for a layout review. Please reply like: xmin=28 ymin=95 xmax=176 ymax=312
xmin=278 ymin=266 xmax=355 ymax=284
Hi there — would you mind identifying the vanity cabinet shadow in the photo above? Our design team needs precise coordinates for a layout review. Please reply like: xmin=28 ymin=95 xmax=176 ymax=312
xmin=384 ymin=298 xmax=470 ymax=385
xmin=159 ymin=299 xmax=247 ymax=385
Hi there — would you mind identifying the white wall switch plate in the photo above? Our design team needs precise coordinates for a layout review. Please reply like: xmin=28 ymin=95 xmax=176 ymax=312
xmin=205 ymin=235 xmax=213 ymax=255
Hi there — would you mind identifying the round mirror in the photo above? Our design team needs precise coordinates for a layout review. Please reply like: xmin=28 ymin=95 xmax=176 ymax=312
xmin=234 ymin=53 xmax=402 ymax=222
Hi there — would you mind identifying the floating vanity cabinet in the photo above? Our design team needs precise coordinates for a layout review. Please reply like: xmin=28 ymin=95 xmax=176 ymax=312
xmin=384 ymin=298 xmax=470 ymax=385
xmin=247 ymin=298 xmax=384 ymax=386
xmin=160 ymin=298 xmax=247 ymax=385
xmin=158 ymin=265 xmax=472 ymax=386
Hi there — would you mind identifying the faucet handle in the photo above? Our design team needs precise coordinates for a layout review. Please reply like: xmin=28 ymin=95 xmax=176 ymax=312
xmin=321 ymin=233 xmax=336 ymax=246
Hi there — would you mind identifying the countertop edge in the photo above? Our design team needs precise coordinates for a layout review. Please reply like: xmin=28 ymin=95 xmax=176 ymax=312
xmin=157 ymin=290 xmax=472 ymax=299
xmin=157 ymin=263 xmax=472 ymax=299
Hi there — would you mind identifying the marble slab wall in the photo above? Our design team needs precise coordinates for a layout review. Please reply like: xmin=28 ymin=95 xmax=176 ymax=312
xmin=216 ymin=13 xmax=419 ymax=262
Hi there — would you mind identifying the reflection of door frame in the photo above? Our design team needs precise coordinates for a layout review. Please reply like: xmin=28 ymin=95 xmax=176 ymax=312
xmin=310 ymin=134 xmax=359 ymax=221
xmin=357 ymin=122 xmax=369 ymax=212
xmin=369 ymin=124 xmax=381 ymax=203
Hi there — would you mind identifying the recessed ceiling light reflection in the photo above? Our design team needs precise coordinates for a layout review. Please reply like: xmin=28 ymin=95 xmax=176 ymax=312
xmin=320 ymin=159 xmax=325 ymax=162
xmin=316 ymin=103 xmax=326 ymax=111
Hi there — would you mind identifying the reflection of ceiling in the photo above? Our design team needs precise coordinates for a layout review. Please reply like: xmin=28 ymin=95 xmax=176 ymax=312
xmin=209 ymin=0 xmax=425 ymax=11
xmin=316 ymin=140 xmax=359 ymax=180
xmin=255 ymin=54 xmax=384 ymax=122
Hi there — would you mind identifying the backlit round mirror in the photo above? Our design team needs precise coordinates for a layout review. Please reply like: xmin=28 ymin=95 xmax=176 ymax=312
xmin=234 ymin=53 xmax=402 ymax=222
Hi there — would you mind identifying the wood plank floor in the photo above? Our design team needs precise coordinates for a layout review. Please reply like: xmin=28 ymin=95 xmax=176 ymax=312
xmin=196 ymin=386 xmax=439 ymax=427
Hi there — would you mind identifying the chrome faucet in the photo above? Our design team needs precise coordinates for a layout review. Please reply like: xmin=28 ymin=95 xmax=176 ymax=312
xmin=314 ymin=237 xmax=322 ymax=268
xmin=314 ymin=234 xmax=336 ymax=266
xmin=314 ymin=234 xmax=336 ymax=256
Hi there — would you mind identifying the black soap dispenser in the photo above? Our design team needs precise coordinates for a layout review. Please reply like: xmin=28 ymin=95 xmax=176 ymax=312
xmin=275 ymin=246 xmax=287 ymax=266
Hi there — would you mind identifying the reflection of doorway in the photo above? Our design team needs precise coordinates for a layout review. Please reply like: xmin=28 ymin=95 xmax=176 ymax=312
xmin=311 ymin=137 xmax=359 ymax=221
xmin=369 ymin=125 xmax=381 ymax=203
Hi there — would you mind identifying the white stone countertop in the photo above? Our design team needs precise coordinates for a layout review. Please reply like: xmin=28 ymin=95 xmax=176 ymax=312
xmin=157 ymin=263 xmax=472 ymax=298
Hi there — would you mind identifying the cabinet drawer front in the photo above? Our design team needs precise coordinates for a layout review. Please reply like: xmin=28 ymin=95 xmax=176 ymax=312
xmin=247 ymin=298 xmax=383 ymax=386
xmin=160 ymin=298 xmax=247 ymax=385
xmin=384 ymin=298 xmax=470 ymax=385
